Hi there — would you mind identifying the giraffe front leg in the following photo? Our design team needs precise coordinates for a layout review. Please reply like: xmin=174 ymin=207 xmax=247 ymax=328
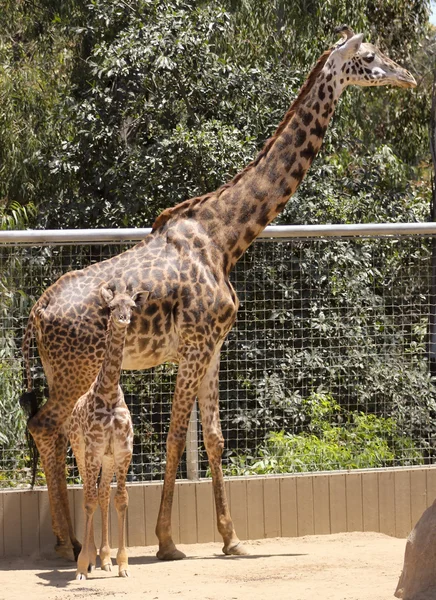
xmin=99 ymin=455 xmax=115 ymax=572
xmin=76 ymin=481 xmax=98 ymax=580
xmin=75 ymin=449 xmax=102 ymax=580
xmin=70 ymin=428 xmax=96 ymax=572
xmin=88 ymin=519 xmax=98 ymax=572
xmin=156 ymin=350 xmax=210 ymax=561
xmin=113 ymin=408 xmax=133 ymax=577
xmin=198 ymin=352 xmax=249 ymax=557
xmin=114 ymin=471 xmax=130 ymax=577
xmin=155 ymin=431 xmax=187 ymax=561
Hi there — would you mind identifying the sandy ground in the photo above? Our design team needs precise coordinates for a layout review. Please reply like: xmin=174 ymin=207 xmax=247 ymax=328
xmin=0 ymin=532 xmax=406 ymax=600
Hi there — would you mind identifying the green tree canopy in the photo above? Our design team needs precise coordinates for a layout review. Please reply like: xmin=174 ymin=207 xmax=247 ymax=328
xmin=0 ymin=0 xmax=432 ymax=230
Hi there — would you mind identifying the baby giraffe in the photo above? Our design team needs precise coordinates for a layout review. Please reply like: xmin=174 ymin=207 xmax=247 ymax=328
xmin=69 ymin=284 xmax=148 ymax=580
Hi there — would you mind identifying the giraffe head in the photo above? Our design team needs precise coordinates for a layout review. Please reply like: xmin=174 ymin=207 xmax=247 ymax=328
xmin=330 ymin=25 xmax=416 ymax=89
xmin=100 ymin=284 xmax=149 ymax=327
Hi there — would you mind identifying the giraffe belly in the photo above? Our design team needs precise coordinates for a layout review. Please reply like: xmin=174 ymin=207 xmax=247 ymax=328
xmin=121 ymin=353 xmax=177 ymax=370
xmin=121 ymin=334 xmax=179 ymax=370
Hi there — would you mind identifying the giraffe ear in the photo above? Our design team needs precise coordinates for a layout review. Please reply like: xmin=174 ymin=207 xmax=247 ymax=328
xmin=337 ymin=33 xmax=364 ymax=59
xmin=100 ymin=284 xmax=114 ymax=306
xmin=132 ymin=290 xmax=150 ymax=305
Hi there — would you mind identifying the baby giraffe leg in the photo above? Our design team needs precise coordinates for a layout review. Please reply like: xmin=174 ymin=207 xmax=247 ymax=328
xmin=114 ymin=455 xmax=131 ymax=577
xmin=88 ymin=519 xmax=98 ymax=572
xmin=70 ymin=437 xmax=97 ymax=577
xmin=99 ymin=455 xmax=115 ymax=571
xmin=76 ymin=474 xmax=98 ymax=580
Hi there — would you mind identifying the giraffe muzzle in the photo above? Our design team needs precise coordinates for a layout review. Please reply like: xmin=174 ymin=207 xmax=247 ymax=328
xmin=114 ymin=316 xmax=131 ymax=326
xmin=396 ymin=70 xmax=417 ymax=89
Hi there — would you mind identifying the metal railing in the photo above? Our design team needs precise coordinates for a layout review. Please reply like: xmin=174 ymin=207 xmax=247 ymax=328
xmin=1 ymin=224 xmax=436 ymax=487
xmin=4 ymin=222 xmax=436 ymax=243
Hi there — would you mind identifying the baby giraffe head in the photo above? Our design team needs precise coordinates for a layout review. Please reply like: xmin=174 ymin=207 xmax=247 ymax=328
xmin=329 ymin=25 xmax=416 ymax=89
xmin=100 ymin=284 xmax=149 ymax=327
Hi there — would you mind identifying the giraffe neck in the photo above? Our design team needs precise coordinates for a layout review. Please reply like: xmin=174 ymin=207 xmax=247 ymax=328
xmin=94 ymin=318 xmax=128 ymax=404
xmin=206 ymin=63 xmax=342 ymax=271
xmin=152 ymin=50 xmax=346 ymax=273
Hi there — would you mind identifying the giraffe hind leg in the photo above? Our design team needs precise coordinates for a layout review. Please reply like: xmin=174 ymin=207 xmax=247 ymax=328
xmin=28 ymin=409 xmax=78 ymax=561
xmin=56 ymin=426 xmax=82 ymax=560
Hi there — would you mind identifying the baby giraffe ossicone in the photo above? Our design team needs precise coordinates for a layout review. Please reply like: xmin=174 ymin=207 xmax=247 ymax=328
xmin=69 ymin=284 xmax=148 ymax=580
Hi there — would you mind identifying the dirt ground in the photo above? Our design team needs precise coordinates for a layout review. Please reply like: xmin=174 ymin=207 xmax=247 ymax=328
xmin=0 ymin=532 xmax=406 ymax=600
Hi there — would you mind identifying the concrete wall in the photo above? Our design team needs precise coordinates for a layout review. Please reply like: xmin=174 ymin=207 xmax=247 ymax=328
xmin=1 ymin=466 xmax=435 ymax=558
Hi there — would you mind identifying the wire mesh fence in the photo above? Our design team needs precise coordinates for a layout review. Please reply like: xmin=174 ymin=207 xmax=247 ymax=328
xmin=1 ymin=225 xmax=436 ymax=488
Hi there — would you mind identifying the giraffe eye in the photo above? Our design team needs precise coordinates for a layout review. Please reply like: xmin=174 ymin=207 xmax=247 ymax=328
xmin=362 ymin=54 xmax=375 ymax=63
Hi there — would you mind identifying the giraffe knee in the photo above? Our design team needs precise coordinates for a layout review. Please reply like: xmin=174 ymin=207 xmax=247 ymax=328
xmin=84 ymin=488 xmax=98 ymax=515
xmin=27 ymin=413 xmax=46 ymax=436
xmin=84 ymin=498 xmax=98 ymax=516
xmin=167 ymin=432 xmax=187 ymax=460
xmin=28 ymin=412 xmax=58 ymax=440
xmin=205 ymin=433 xmax=224 ymax=459
xmin=114 ymin=491 xmax=128 ymax=513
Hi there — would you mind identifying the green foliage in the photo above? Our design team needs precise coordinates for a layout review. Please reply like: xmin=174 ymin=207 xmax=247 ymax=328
xmin=284 ymin=144 xmax=431 ymax=225
xmin=37 ymin=0 xmax=294 ymax=227
xmin=0 ymin=0 xmax=431 ymax=228
xmin=0 ymin=1 xmax=76 ymax=214
xmin=0 ymin=202 xmax=36 ymax=487
xmin=0 ymin=202 xmax=36 ymax=230
xmin=224 ymin=394 xmax=424 ymax=475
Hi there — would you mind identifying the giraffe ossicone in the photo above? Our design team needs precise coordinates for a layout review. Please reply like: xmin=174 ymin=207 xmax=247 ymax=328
xmin=20 ymin=27 xmax=416 ymax=563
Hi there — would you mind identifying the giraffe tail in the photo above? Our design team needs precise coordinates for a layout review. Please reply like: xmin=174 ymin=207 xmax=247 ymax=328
xmin=19 ymin=308 xmax=42 ymax=488
xmin=19 ymin=307 xmax=39 ymax=415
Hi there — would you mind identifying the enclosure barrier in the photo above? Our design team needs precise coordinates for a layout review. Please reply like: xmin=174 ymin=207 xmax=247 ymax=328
xmin=1 ymin=467 xmax=436 ymax=557
xmin=1 ymin=224 xmax=436 ymax=556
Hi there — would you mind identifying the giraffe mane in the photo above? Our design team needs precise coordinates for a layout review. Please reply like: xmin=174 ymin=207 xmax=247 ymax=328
xmin=152 ymin=47 xmax=333 ymax=232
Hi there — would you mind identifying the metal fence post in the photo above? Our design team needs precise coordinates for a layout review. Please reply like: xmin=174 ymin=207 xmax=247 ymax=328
xmin=186 ymin=400 xmax=199 ymax=480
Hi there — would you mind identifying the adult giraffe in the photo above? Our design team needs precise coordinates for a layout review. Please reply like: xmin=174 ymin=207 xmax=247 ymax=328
xmin=21 ymin=27 xmax=416 ymax=562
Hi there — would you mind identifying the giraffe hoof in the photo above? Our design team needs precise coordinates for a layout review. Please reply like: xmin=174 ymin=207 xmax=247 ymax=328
xmin=73 ymin=541 xmax=82 ymax=562
xmin=75 ymin=571 xmax=87 ymax=581
xmin=156 ymin=547 xmax=186 ymax=561
xmin=102 ymin=562 xmax=112 ymax=572
xmin=223 ymin=542 xmax=249 ymax=556
xmin=119 ymin=569 xmax=130 ymax=577
xmin=55 ymin=543 xmax=76 ymax=562
xmin=88 ymin=563 xmax=95 ymax=573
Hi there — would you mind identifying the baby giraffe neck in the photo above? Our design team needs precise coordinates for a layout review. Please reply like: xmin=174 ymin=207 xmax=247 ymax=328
xmin=94 ymin=319 xmax=128 ymax=403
